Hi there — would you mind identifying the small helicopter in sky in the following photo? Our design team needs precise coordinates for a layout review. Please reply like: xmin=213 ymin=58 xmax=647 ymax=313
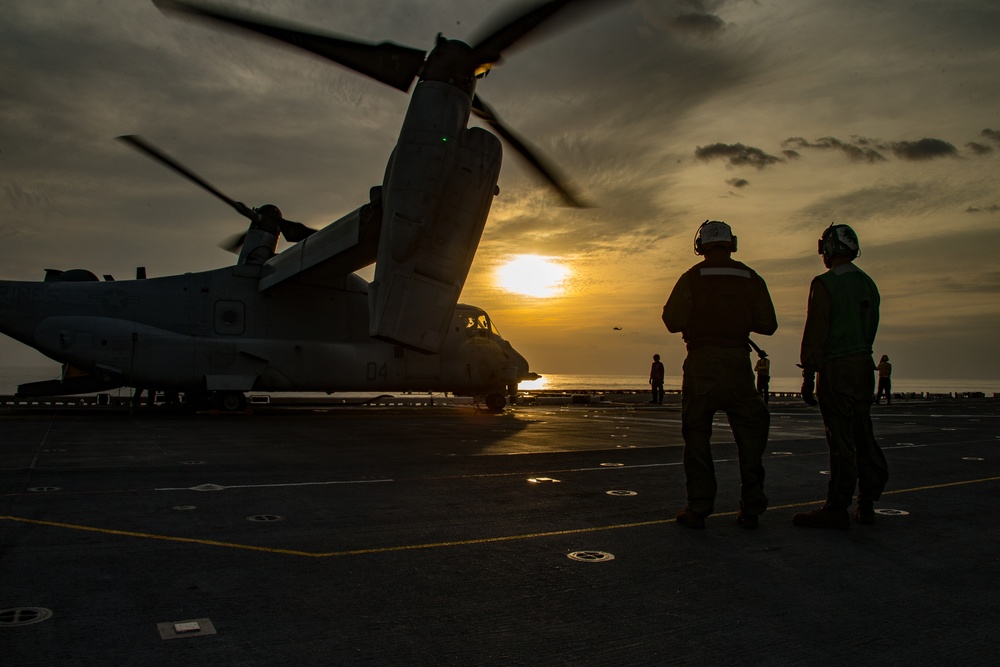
xmin=0 ymin=0 xmax=612 ymax=411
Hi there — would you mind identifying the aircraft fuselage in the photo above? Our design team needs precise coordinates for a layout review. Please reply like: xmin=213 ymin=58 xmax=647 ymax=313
xmin=0 ymin=268 xmax=529 ymax=398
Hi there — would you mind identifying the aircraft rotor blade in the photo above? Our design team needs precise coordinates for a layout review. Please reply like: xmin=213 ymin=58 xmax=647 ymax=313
xmin=470 ymin=0 xmax=610 ymax=66
xmin=153 ymin=0 xmax=427 ymax=92
xmin=219 ymin=231 xmax=247 ymax=253
xmin=117 ymin=135 xmax=248 ymax=216
xmin=278 ymin=219 xmax=317 ymax=243
xmin=471 ymin=96 xmax=588 ymax=208
xmin=119 ymin=135 xmax=319 ymax=252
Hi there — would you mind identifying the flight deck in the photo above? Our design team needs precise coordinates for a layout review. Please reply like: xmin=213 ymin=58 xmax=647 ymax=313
xmin=2 ymin=396 xmax=998 ymax=665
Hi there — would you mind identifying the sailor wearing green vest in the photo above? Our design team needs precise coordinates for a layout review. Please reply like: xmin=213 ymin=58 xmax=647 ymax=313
xmin=794 ymin=223 xmax=889 ymax=529
xmin=663 ymin=221 xmax=777 ymax=530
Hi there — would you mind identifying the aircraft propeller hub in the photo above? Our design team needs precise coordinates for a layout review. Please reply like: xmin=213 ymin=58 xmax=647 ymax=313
xmin=420 ymin=38 xmax=480 ymax=95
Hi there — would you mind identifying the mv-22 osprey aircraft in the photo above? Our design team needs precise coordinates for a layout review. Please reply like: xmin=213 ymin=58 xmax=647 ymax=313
xmin=0 ymin=0 xmax=611 ymax=411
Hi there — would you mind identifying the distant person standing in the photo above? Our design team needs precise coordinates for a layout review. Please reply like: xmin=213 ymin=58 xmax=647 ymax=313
xmin=795 ymin=223 xmax=889 ymax=529
xmin=754 ymin=350 xmax=771 ymax=404
xmin=663 ymin=220 xmax=777 ymax=529
xmin=649 ymin=354 xmax=665 ymax=404
xmin=875 ymin=355 xmax=892 ymax=404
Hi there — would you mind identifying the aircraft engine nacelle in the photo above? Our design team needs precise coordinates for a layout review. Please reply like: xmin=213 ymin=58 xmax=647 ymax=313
xmin=369 ymin=81 xmax=502 ymax=354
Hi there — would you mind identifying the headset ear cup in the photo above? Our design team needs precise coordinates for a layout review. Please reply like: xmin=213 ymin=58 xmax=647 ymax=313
xmin=694 ymin=220 xmax=706 ymax=255
xmin=731 ymin=236 xmax=737 ymax=253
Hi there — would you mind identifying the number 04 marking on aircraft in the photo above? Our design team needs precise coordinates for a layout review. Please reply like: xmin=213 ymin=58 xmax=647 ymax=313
xmin=366 ymin=362 xmax=388 ymax=381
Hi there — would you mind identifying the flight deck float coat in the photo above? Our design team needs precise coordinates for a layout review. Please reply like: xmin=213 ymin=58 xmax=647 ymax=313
xmin=663 ymin=257 xmax=777 ymax=517
xmin=800 ymin=262 xmax=888 ymax=510
xmin=804 ymin=264 xmax=880 ymax=365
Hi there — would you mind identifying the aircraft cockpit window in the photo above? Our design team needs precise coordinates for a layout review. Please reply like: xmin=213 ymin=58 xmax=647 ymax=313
xmin=458 ymin=310 xmax=501 ymax=340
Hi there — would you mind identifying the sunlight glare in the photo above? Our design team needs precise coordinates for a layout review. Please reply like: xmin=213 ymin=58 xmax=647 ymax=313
xmin=496 ymin=255 xmax=570 ymax=298
xmin=517 ymin=376 xmax=548 ymax=391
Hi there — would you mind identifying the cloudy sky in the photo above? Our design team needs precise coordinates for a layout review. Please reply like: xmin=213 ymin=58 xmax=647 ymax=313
xmin=2 ymin=0 xmax=999 ymax=385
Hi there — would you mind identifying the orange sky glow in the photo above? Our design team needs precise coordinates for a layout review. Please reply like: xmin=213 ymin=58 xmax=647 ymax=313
xmin=2 ymin=0 xmax=998 ymax=386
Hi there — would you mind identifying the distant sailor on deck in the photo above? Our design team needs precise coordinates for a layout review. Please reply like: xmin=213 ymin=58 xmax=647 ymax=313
xmin=754 ymin=350 xmax=771 ymax=404
xmin=875 ymin=355 xmax=892 ymax=404
xmin=649 ymin=354 xmax=665 ymax=404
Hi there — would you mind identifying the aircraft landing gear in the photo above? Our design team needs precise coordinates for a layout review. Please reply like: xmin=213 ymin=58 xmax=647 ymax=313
xmin=219 ymin=391 xmax=247 ymax=412
xmin=484 ymin=393 xmax=506 ymax=412
xmin=182 ymin=390 xmax=248 ymax=413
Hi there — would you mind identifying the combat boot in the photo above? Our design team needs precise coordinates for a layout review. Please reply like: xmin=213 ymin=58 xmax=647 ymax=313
xmin=675 ymin=509 xmax=707 ymax=529
xmin=792 ymin=505 xmax=850 ymax=529
xmin=855 ymin=501 xmax=875 ymax=525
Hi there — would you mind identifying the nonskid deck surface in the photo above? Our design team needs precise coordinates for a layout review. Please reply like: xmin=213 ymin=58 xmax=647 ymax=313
xmin=2 ymin=397 xmax=998 ymax=665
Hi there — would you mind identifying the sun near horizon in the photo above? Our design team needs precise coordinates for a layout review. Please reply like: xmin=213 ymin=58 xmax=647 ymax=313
xmin=496 ymin=255 xmax=570 ymax=298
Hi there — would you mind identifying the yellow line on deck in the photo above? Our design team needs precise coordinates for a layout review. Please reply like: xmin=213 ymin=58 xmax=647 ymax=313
xmin=4 ymin=475 xmax=999 ymax=558
xmin=0 ymin=516 xmax=319 ymax=557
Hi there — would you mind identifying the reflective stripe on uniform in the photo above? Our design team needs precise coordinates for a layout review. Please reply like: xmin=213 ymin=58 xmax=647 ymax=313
xmin=699 ymin=267 xmax=751 ymax=278
xmin=831 ymin=263 xmax=861 ymax=276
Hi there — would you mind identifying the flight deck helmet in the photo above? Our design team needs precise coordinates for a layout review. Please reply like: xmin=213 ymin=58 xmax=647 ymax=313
xmin=818 ymin=223 xmax=860 ymax=261
xmin=694 ymin=220 xmax=737 ymax=255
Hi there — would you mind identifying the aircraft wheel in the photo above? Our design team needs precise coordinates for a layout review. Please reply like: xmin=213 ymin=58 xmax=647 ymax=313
xmin=484 ymin=393 xmax=506 ymax=412
xmin=220 ymin=391 xmax=246 ymax=412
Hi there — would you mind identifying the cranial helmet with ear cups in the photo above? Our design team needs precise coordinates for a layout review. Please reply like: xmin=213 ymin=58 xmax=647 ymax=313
xmin=694 ymin=220 xmax=737 ymax=255
xmin=818 ymin=223 xmax=859 ymax=260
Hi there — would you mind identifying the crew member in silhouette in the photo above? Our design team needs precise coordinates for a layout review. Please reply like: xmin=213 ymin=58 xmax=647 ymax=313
xmin=875 ymin=354 xmax=892 ymax=404
xmin=795 ymin=224 xmax=888 ymax=528
xmin=754 ymin=350 xmax=771 ymax=404
xmin=663 ymin=221 xmax=777 ymax=529
xmin=649 ymin=354 xmax=665 ymax=404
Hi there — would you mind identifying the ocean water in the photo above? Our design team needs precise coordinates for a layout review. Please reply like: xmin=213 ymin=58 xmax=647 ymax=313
xmin=518 ymin=373 xmax=1000 ymax=395
xmin=1 ymin=366 xmax=997 ymax=397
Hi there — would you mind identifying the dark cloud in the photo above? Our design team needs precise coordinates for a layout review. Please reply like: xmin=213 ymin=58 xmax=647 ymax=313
xmin=694 ymin=143 xmax=784 ymax=169
xmin=668 ymin=13 xmax=725 ymax=36
xmin=782 ymin=149 xmax=801 ymax=160
xmin=782 ymin=136 xmax=886 ymax=163
xmin=783 ymin=135 xmax=962 ymax=162
xmin=726 ymin=178 xmax=749 ymax=188
xmin=966 ymin=142 xmax=994 ymax=155
xmin=982 ymin=129 xmax=1000 ymax=144
xmin=889 ymin=138 xmax=957 ymax=161
xmin=965 ymin=204 xmax=1000 ymax=214
xmin=639 ymin=0 xmax=726 ymax=37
